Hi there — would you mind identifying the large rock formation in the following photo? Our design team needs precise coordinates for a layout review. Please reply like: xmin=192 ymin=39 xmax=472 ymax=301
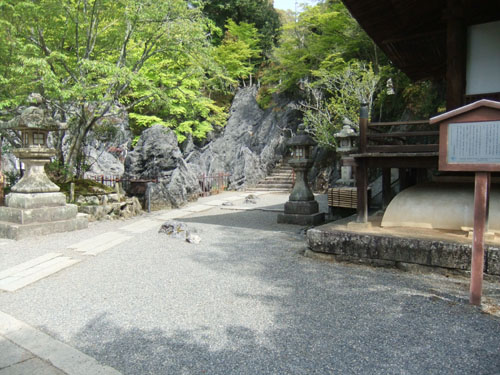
xmin=124 ymin=86 xmax=300 ymax=209
xmin=123 ymin=125 xmax=201 ymax=209
xmin=186 ymin=86 xmax=298 ymax=189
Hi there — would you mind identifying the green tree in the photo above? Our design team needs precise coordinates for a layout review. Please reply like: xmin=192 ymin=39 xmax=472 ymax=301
xmin=214 ymin=20 xmax=262 ymax=88
xmin=263 ymin=0 xmax=380 ymax=94
xmin=201 ymin=0 xmax=280 ymax=55
xmin=0 ymin=0 xmax=223 ymax=176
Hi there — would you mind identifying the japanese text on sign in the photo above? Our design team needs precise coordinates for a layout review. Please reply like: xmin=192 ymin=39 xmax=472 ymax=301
xmin=448 ymin=121 xmax=500 ymax=164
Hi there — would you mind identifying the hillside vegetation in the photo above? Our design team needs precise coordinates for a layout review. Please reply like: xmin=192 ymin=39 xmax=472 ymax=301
xmin=0 ymin=0 xmax=444 ymax=178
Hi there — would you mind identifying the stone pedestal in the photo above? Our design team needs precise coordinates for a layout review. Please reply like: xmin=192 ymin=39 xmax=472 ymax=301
xmin=0 ymin=148 xmax=87 ymax=240
xmin=277 ymin=167 xmax=325 ymax=226
xmin=277 ymin=200 xmax=325 ymax=225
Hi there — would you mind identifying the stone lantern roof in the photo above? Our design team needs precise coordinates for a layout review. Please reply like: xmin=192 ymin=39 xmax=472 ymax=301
xmin=287 ymin=124 xmax=316 ymax=148
xmin=0 ymin=106 xmax=63 ymax=131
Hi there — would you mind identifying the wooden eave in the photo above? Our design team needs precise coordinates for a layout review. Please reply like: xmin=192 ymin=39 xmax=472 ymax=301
xmin=341 ymin=0 xmax=500 ymax=81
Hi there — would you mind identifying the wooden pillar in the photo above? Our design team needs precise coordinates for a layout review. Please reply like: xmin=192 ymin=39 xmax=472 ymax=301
xmin=445 ymin=0 xmax=466 ymax=111
xmin=356 ymin=103 xmax=369 ymax=223
xmin=359 ymin=103 xmax=368 ymax=153
xmin=470 ymin=172 xmax=490 ymax=305
xmin=382 ymin=168 xmax=392 ymax=209
xmin=356 ymin=159 xmax=368 ymax=223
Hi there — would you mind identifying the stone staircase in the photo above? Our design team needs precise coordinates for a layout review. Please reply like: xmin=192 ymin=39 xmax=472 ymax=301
xmin=251 ymin=162 xmax=294 ymax=191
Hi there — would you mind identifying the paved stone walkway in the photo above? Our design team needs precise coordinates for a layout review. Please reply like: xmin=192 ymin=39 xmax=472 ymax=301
xmin=0 ymin=191 xmax=499 ymax=375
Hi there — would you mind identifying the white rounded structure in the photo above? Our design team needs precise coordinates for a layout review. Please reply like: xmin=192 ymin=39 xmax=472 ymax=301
xmin=381 ymin=183 xmax=500 ymax=231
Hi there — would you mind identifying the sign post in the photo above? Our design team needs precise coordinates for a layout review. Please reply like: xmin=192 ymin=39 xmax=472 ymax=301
xmin=430 ymin=99 xmax=500 ymax=305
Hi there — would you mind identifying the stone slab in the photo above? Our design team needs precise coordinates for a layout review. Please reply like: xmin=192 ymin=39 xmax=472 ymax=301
xmin=487 ymin=248 xmax=500 ymax=275
xmin=0 ymin=215 xmax=88 ymax=240
xmin=68 ymin=232 xmax=132 ymax=256
xmin=203 ymin=200 xmax=227 ymax=206
xmin=120 ymin=219 xmax=160 ymax=234
xmin=0 ymin=358 xmax=66 ymax=375
xmin=184 ymin=205 xmax=211 ymax=213
xmin=0 ymin=253 xmax=62 ymax=280
xmin=5 ymin=192 xmax=67 ymax=209
xmin=307 ymin=227 xmax=500 ymax=276
xmin=0 ymin=336 xmax=33 ymax=370
xmin=0 ymin=256 xmax=81 ymax=292
xmin=153 ymin=210 xmax=190 ymax=221
xmin=0 ymin=205 xmax=78 ymax=225
xmin=0 ymin=311 xmax=122 ymax=375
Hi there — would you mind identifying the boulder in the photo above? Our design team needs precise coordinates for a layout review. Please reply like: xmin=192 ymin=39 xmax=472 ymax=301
xmin=159 ymin=220 xmax=200 ymax=244
xmin=124 ymin=125 xmax=201 ymax=209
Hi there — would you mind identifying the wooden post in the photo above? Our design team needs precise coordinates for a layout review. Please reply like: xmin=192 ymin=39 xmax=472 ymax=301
xmin=356 ymin=103 xmax=369 ymax=223
xmin=445 ymin=0 xmax=466 ymax=111
xmin=470 ymin=172 xmax=490 ymax=305
xmin=382 ymin=168 xmax=391 ymax=208
xmin=356 ymin=159 xmax=368 ymax=223
xmin=359 ymin=103 xmax=368 ymax=153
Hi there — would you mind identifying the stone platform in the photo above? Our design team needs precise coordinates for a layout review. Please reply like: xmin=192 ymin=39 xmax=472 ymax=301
xmin=307 ymin=214 xmax=500 ymax=277
xmin=0 ymin=192 xmax=88 ymax=240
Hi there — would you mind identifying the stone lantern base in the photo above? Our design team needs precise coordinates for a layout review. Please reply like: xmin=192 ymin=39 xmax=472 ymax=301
xmin=0 ymin=193 xmax=88 ymax=240
xmin=277 ymin=200 xmax=325 ymax=225
xmin=0 ymin=148 xmax=88 ymax=240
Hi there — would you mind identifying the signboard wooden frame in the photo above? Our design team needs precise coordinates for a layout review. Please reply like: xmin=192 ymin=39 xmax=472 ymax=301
xmin=431 ymin=100 xmax=500 ymax=172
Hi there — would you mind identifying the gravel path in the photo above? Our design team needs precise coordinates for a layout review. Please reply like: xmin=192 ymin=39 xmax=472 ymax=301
xmin=0 ymin=192 xmax=499 ymax=374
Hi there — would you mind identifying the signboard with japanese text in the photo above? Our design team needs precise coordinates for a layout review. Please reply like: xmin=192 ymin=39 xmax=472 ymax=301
xmin=431 ymin=100 xmax=500 ymax=172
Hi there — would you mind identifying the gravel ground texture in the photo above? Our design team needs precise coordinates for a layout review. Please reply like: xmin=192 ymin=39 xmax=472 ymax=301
xmin=0 ymin=191 xmax=499 ymax=375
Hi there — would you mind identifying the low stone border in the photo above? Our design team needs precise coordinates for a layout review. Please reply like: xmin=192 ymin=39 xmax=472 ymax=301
xmin=307 ymin=227 xmax=500 ymax=276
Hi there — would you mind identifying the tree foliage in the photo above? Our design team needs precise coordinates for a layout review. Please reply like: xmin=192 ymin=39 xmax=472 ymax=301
xmin=214 ymin=20 xmax=262 ymax=88
xmin=0 ymin=0 xmax=227 ymax=176
xmin=201 ymin=0 xmax=281 ymax=55
xmin=263 ymin=0 xmax=444 ymax=148
xmin=299 ymin=60 xmax=379 ymax=148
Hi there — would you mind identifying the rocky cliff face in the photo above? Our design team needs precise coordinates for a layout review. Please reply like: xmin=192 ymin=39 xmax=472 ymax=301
xmin=124 ymin=86 xmax=300 ymax=209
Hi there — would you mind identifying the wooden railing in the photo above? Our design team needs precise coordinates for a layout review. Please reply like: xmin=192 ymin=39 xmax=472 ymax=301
xmin=359 ymin=119 xmax=439 ymax=154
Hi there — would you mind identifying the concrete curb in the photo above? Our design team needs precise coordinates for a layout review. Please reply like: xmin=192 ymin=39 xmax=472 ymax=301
xmin=0 ymin=311 xmax=121 ymax=375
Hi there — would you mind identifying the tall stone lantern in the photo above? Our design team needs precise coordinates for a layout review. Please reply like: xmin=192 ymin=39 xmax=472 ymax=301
xmin=0 ymin=106 xmax=87 ymax=239
xmin=278 ymin=124 xmax=325 ymax=225
xmin=334 ymin=119 xmax=357 ymax=186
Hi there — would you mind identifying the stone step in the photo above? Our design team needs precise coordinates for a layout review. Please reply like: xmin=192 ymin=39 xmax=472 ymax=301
xmin=266 ymin=173 xmax=293 ymax=178
xmin=261 ymin=178 xmax=293 ymax=183
xmin=254 ymin=184 xmax=293 ymax=189
xmin=251 ymin=187 xmax=291 ymax=192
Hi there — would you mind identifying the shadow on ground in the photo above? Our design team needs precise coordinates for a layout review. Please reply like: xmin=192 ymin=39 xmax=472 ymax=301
xmin=71 ymin=222 xmax=500 ymax=375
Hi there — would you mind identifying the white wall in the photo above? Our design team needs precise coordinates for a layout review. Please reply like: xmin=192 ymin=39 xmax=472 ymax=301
xmin=466 ymin=20 xmax=500 ymax=95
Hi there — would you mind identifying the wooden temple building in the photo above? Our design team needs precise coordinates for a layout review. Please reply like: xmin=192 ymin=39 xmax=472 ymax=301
xmin=340 ymin=0 xmax=500 ymax=224
xmin=307 ymin=0 xmax=500 ymax=276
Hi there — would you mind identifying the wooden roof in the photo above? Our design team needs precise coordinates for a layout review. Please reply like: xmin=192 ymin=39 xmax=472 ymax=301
xmin=341 ymin=0 xmax=500 ymax=81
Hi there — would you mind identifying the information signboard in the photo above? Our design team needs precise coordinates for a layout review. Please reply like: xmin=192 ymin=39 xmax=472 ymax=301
xmin=447 ymin=120 xmax=500 ymax=164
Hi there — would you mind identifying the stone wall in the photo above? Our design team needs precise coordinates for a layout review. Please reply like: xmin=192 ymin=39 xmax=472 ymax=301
xmin=307 ymin=227 xmax=500 ymax=276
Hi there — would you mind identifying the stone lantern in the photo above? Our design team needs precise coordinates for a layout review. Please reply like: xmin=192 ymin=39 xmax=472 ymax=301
xmin=334 ymin=119 xmax=357 ymax=186
xmin=278 ymin=124 xmax=325 ymax=225
xmin=0 ymin=105 xmax=87 ymax=239
xmin=9 ymin=107 xmax=61 ymax=194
